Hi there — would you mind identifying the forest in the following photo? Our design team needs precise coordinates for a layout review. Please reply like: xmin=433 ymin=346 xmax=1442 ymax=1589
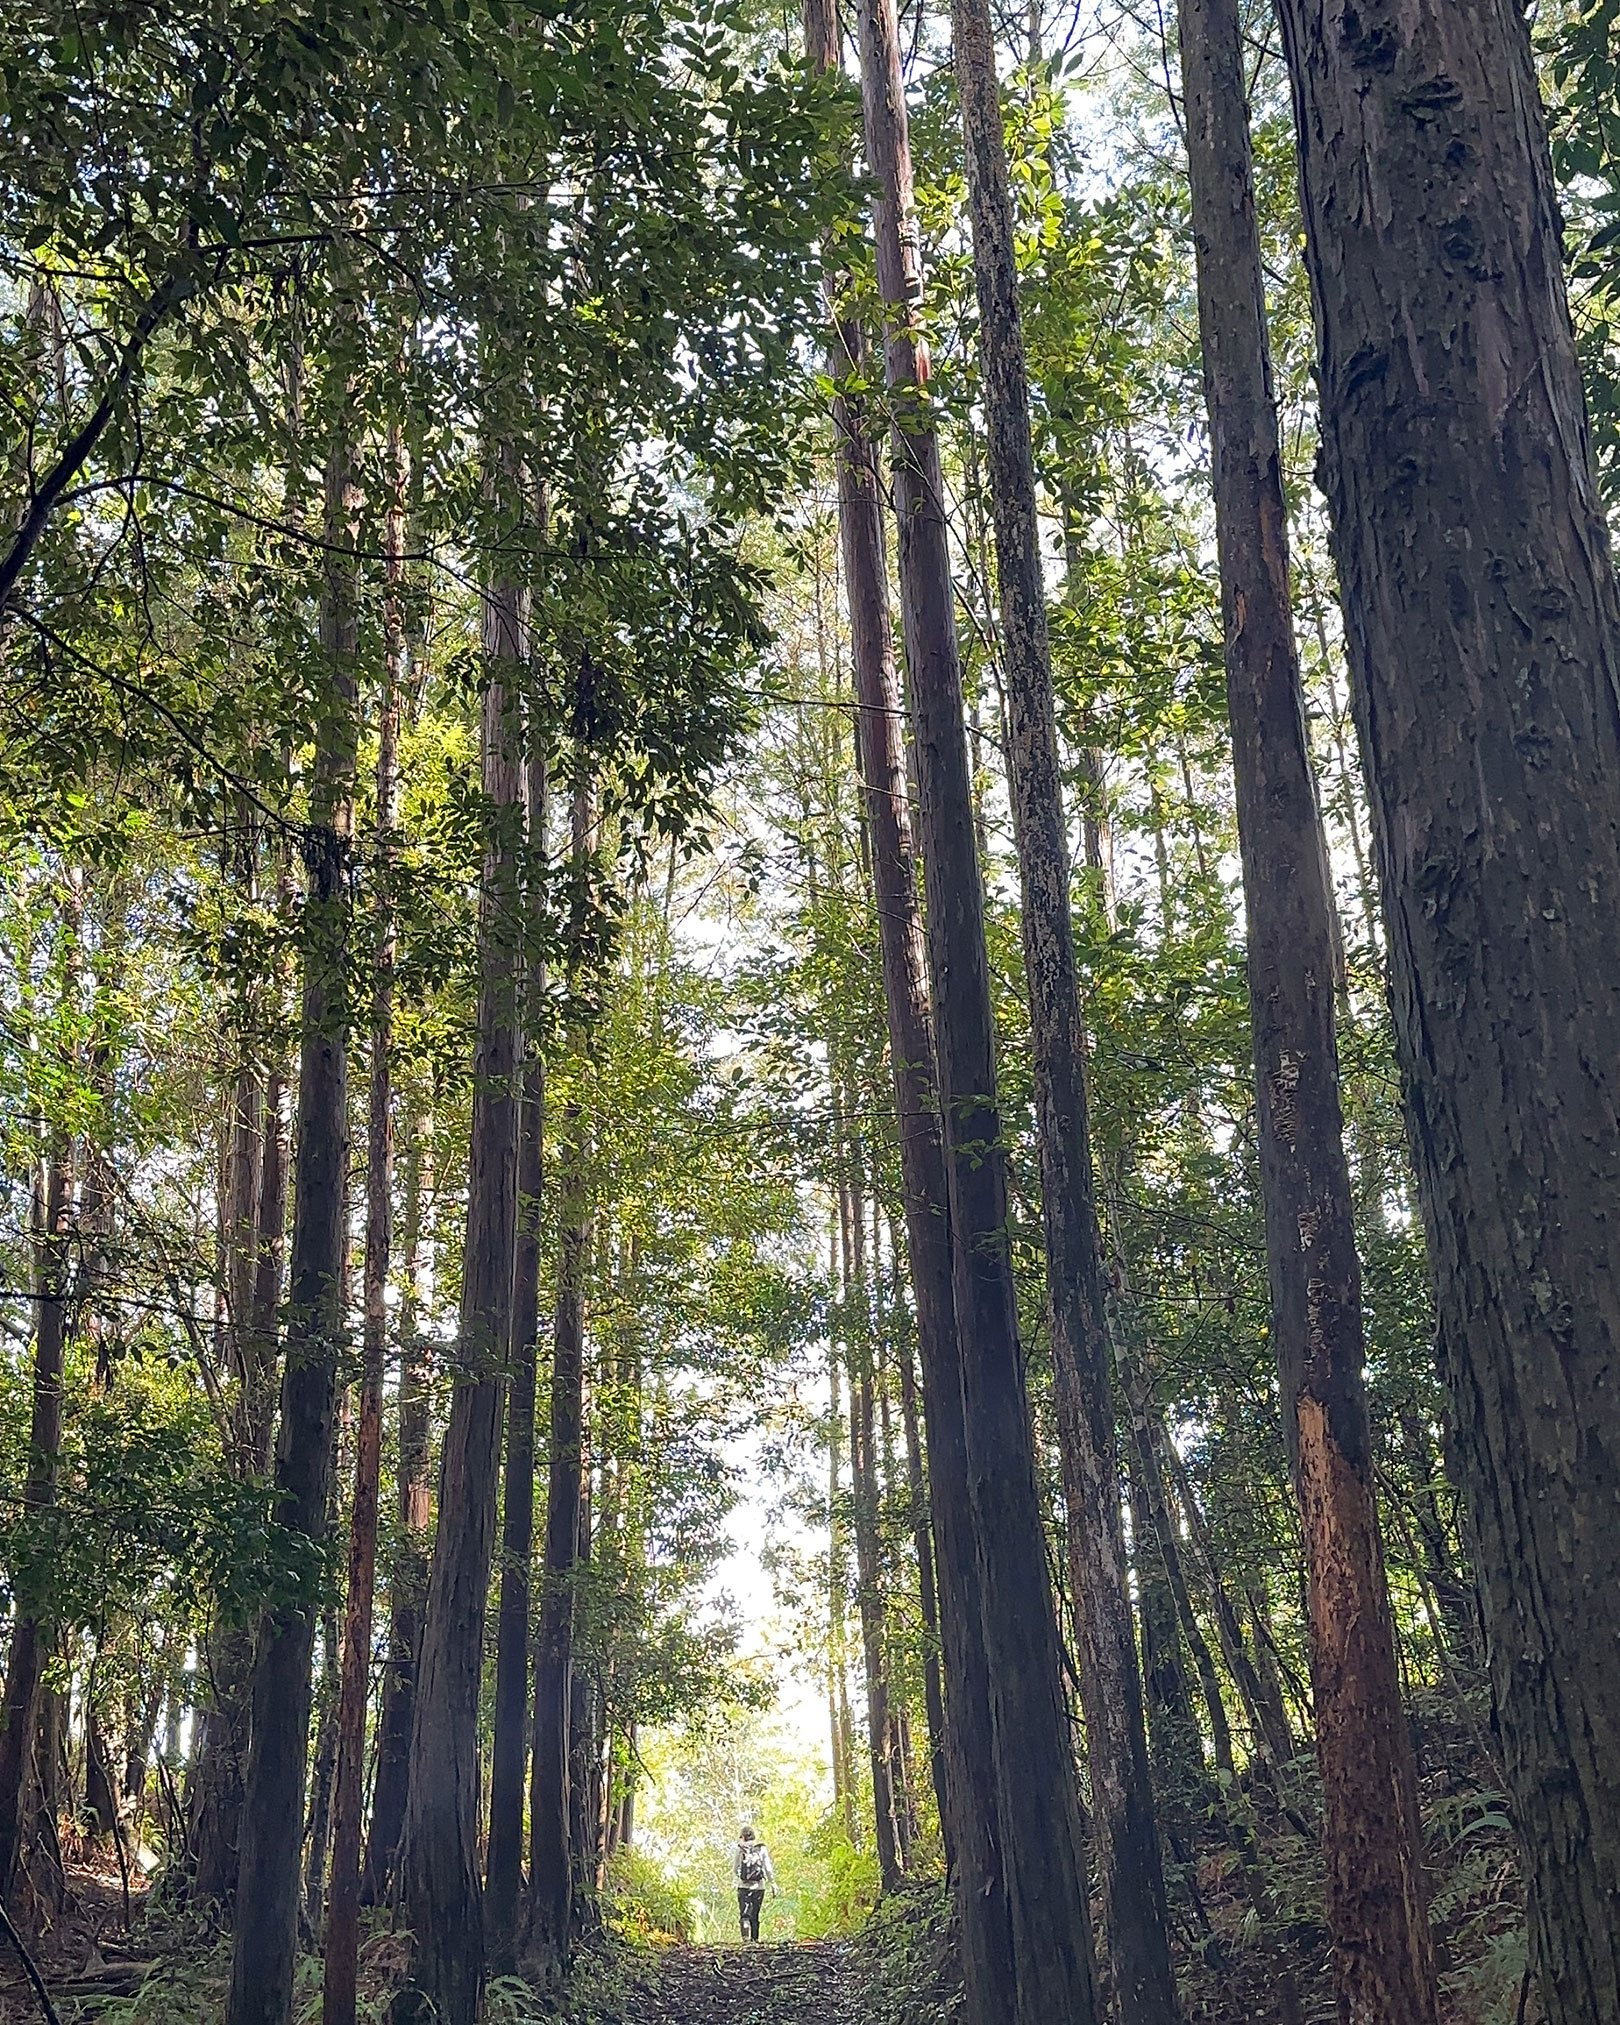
xmin=2 ymin=0 xmax=1618 ymax=2020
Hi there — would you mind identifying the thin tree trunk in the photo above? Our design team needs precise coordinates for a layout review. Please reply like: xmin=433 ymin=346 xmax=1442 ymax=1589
xmin=226 ymin=426 xmax=359 ymax=2025
xmin=855 ymin=4 xmax=1097 ymax=2017
xmin=1116 ymin=1333 xmax=1234 ymax=1781
xmin=854 ymin=14 xmax=1102 ymax=2023
xmin=303 ymin=1596 xmax=342 ymax=1934
xmin=529 ymin=775 xmax=596 ymax=1972
xmin=892 ymin=1253 xmax=949 ymax=1848
xmin=827 ymin=1325 xmax=857 ymax=1847
xmin=806 ymin=0 xmax=983 ymax=1884
xmin=568 ymin=1473 xmax=598 ymax=1920
xmin=362 ymin=1116 xmax=432 ymax=1907
xmin=528 ymin=1095 xmax=591 ymax=1981
xmin=840 ymin=1169 xmax=901 ymax=1890
xmin=0 ymin=1144 xmax=69 ymax=1906
xmin=397 ymin=647 xmax=524 ymax=2025
xmin=1179 ymin=4 xmax=1439 ymax=2012
xmin=187 ymin=1628 xmax=253 ymax=1906
xmin=949 ymin=8 xmax=1176 ymax=2017
xmin=1126 ymin=1449 xmax=1203 ymax=1850
xmin=1273 ymin=5 xmax=1620 ymax=2015
xmin=322 ymin=424 xmax=404 ymax=2025
xmin=245 ymin=1049 xmax=292 ymax=1473
xmin=1161 ymin=1443 xmax=1296 ymax=1772
xmin=485 ymin=741 xmax=548 ymax=1974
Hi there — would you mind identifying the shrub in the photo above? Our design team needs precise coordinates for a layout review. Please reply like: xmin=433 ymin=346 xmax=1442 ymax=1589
xmin=794 ymin=1833 xmax=881 ymax=1939
xmin=603 ymin=1845 xmax=695 ymax=1943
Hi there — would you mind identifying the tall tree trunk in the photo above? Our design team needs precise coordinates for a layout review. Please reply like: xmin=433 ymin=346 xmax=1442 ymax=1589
xmin=807 ymin=0 xmax=988 ymax=1886
xmin=1179 ymin=4 xmax=1438 ymax=2010
xmin=226 ymin=426 xmax=359 ymax=2025
xmin=1272 ymin=4 xmax=1620 ymax=2016
xmin=0 ymin=1143 xmax=69 ymax=1906
xmin=245 ymin=1049 xmax=293 ymax=1472
xmin=223 ymin=1054 xmax=265 ymax=1469
xmin=363 ymin=1115 xmax=432 ymax=1906
xmin=322 ymin=425 xmax=404 ymax=2025
xmin=891 ymin=1258 xmax=949 ymax=1849
xmin=855 ymin=4 xmax=1099 ymax=2017
xmin=1126 ymin=1450 xmax=1203 ymax=1852
xmin=485 ymin=741 xmax=548 ymax=1974
xmin=189 ymin=853 xmax=292 ymax=1909
xmin=948 ymin=8 xmax=1176 ymax=2018
xmin=827 ymin=1314 xmax=857 ymax=1846
xmin=840 ymin=1169 xmax=902 ymax=1890
xmin=303 ymin=1596 xmax=342 ymax=1933
xmin=397 ymin=649 xmax=524 ymax=2025
xmin=568 ymin=1473 xmax=598 ymax=1919
xmin=529 ymin=1094 xmax=591 ymax=1981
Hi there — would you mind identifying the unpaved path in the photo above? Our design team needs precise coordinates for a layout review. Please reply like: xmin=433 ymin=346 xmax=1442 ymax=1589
xmin=577 ymin=1939 xmax=864 ymax=2024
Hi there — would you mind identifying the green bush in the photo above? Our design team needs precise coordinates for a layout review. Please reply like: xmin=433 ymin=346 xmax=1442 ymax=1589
xmin=604 ymin=1844 xmax=695 ymax=1943
xmin=793 ymin=1830 xmax=881 ymax=1938
xmin=849 ymin=1879 xmax=964 ymax=2025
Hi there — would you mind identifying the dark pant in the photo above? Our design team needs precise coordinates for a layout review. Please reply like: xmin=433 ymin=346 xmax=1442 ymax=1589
xmin=738 ymin=1885 xmax=764 ymax=1939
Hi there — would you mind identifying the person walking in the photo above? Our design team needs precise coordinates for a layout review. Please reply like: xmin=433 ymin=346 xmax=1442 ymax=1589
xmin=733 ymin=1823 xmax=775 ymax=1940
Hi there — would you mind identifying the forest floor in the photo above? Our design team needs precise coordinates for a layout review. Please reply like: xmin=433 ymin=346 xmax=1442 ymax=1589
xmin=562 ymin=1940 xmax=864 ymax=2025
xmin=0 ymin=1862 xmax=159 ymax=2023
xmin=0 ymin=1738 xmax=1536 ymax=2025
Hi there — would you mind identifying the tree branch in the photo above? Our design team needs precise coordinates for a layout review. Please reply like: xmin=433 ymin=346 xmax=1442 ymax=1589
xmin=0 ymin=269 xmax=192 ymax=616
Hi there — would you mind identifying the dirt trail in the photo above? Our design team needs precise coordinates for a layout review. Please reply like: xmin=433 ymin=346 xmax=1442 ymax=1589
xmin=583 ymin=1939 xmax=863 ymax=2024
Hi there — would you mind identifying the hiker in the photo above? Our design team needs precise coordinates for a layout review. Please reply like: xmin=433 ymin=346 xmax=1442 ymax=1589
xmin=733 ymin=1823 xmax=776 ymax=1940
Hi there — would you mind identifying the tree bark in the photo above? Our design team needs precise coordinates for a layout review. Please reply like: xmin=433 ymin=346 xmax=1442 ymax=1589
xmin=892 ymin=1273 xmax=950 ymax=1850
xmin=0 ymin=1144 xmax=69 ymax=1907
xmin=322 ymin=425 xmax=404 ymax=2025
xmin=948 ymin=9 xmax=1176 ymax=2018
xmin=855 ymin=4 xmax=1099 ymax=2017
xmin=303 ymin=1596 xmax=342 ymax=1934
xmin=803 ymin=0 xmax=988 ymax=1883
xmin=827 ymin=1339 xmax=857 ymax=1847
xmin=485 ymin=742 xmax=548 ymax=1974
xmin=528 ymin=1094 xmax=591 ymax=1981
xmin=1179 ymin=19 xmax=1435 ymax=2006
xmin=397 ymin=650 xmax=524 ymax=2025
xmin=226 ymin=426 xmax=359 ymax=2025
xmin=362 ymin=1115 xmax=432 ymax=1907
xmin=1126 ymin=1450 xmax=1203 ymax=1847
xmin=839 ymin=1169 xmax=902 ymax=1890
xmin=1270 ymin=4 xmax=1620 ymax=2015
